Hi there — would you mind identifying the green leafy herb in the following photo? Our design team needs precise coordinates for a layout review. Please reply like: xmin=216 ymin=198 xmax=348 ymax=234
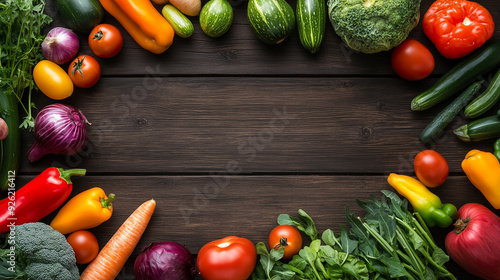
xmin=0 ymin=0 xmax=52 ymax=130
xmin=277 ymin=209 xmax=318 ymax=241
xmin=252 ymin=191 xmax=456 ymax=280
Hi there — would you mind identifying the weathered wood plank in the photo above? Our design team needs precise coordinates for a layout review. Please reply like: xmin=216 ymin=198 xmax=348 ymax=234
xmin=20 ymin=77 xmax=499 ymax=174
xmin=43 ymin=0 xmax=500 ymax=76
xmin=16 ymin=174 xmax=489 ymax=279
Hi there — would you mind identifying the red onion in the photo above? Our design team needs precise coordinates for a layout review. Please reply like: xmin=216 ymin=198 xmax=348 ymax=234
xmin=27 ymin=104 xmax=90 ymax=162
xmin=134 ymin=241 xmax=197 ymax=280
xmin=42 ymin=27 xmax=80 ymax=65
xmin=445 ymin=203 xmax=500 ymax=280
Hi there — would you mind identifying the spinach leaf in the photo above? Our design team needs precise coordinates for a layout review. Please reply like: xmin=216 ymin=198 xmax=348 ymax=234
xmin=255 ymin=242 xmax=285 ymax=280
xmin=278 ymin=209 xmax=318 ymax=241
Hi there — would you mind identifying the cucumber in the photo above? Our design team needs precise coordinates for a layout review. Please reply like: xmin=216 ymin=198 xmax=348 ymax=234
xmin=199 ymin=0 xmax=233 ymax=38
xmin=296 ymin=0 xmax=325 ymax=53
xmin=247 ymin=0 xmax=295 ymax=44
xmin=56 ymin=0 xmax=104 ymax=33
xmin=420 ymin=81 xmax=482 ymax=143
xmin=411 ymin=41 xmax=500 ymax=111
xmin=464 ymin=67 xmax=500 ymax=119
xmin=454 ymin=111 xmax=500 ymax=142
xmin=0 ymin=89 xmax=20 ymax=191
xmin=162 ymin=5 xmax=194 ymax=38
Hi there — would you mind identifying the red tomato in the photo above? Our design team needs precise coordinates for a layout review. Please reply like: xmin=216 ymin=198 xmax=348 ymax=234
xmin=391 ymin=39 xmax=435 ymax=81
xmin=68 ymin=55 xmax=101 ymax=88
xmin=268 ymin=225 xmax=302 ymax=259
xmin=445 ymin=203 xmax=500 ymax=280
xmin=67 ymin=230 xmax=99 ymax=264
xmin=423 ymin=0 xmax=494 ymax=59
xmin=197 ymin=236 xmax=257 ymax=280
xmin=89 ymin=24 xmax=123 ymax=58
xmin=414 ymin=150 xmax=449 ymax=188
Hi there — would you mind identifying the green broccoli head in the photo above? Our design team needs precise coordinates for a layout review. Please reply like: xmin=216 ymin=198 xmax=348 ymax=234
xmin=328 ymin=0 xmax=421 ymax=53
xmin=13 ymin=223 xmax=80 ymax=280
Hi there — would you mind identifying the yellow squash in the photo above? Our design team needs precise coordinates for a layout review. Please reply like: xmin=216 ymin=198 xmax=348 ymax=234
xmin=462 ymin=149 xmax=500 ymax=209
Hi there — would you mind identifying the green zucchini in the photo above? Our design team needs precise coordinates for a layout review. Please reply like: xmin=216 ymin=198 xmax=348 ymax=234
xmin=420 ymin=81 xmax=482 ymax=143
xmin=296 ymin=0 xmax=325 ymax=53
xmin=411 ymin=41 xmax=500 ymax=111
xmin=162 ymin=5 xmax=194 ymax=38
xmin=454 ymin=110 xmax=500 ymax=142
xmin=56 ymin=0 xmax=104 ymax=33
xmin=0 ymin=89 xmax=20 ymax=191
xmin=247 ymin=0 xmax=295 ymax=44
xmin=199 ymin=0 xmax=233 ymax=38
xmin=464 ymin=67 xmax=500 ymax=119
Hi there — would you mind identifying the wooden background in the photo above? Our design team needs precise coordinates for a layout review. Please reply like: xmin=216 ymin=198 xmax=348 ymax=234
xmin=14 ymin=0 xmax=500 ymax=278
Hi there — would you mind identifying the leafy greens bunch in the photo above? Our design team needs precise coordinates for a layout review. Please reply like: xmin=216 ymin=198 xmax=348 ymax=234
xmin=0 ymin=0 xmax=52 ymax=129
xmin=252 ymin=191 xmax=456 ymax=280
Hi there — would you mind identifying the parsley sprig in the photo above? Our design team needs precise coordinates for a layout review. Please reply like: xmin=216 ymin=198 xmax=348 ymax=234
xmin=0 ymin=0 xmax=52 ymax=130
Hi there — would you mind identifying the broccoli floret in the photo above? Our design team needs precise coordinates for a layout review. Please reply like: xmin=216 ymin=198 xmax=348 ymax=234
xmin=0 ymin=222 xmax=79 ymax=280
xmin=328 ymin=0 xmax=421 ymax=53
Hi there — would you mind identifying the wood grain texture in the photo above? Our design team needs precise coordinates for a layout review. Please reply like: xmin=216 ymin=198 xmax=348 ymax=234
xmin=21 ymin=77 xmax=499 ymax=174
xmin=20 ymin=174 xmax=489 ymax=279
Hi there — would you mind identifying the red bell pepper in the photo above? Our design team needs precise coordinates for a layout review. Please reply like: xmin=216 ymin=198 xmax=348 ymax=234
xmin=423 ymin=0 xmax=495 ymax=59
xmin=0 ymin=167 xmax=86 ymax=233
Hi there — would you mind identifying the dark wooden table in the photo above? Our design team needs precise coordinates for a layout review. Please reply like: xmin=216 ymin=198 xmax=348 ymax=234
xmin=17 ymin=0 xmax=500 ymax=278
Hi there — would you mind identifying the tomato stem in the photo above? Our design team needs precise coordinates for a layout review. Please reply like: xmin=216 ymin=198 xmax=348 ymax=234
xmin=453 ymin=216 xmax=471 ymax=234
xmin=71 ymin=55 xmax=86 ymax=77
xmin=273 ymin=237 xmax=288 ymax=250
xmin=92 ymin=30 xmax=104 ymax=40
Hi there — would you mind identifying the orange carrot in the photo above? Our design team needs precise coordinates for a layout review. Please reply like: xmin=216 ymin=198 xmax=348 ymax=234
xmin=80 ymin=199 xmax=156 ymax=280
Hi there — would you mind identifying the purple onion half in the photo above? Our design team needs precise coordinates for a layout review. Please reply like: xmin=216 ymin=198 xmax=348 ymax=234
xmin=134 ymin=241 xmax=197 ymax=280
xmin=27 ymin=103 xmax=89 ymax=162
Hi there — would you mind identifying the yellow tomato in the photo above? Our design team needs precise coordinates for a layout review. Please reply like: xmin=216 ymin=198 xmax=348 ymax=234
xmin=33 ymin=60 xmax=74 ymax=100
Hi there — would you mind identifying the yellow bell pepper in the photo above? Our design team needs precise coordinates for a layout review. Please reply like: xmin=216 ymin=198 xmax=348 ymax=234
xmin=387 ymin=173 xmax=457 ymax=228
xmin=50 ymin=187 xmax=115 ymax=235
xmin=462 ymin=149 xmax=500 ymax=209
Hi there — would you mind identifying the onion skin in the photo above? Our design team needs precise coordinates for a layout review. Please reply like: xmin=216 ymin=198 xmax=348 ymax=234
xmin=445 ymin=203 xmax=500 ymax=280
xmin=42 ymin=27 xmax=80 ymax=65
xmin=27 ymin=104 xmax=89 ymax=162
xmin=169 ymin=0 xmax=201 ymax=16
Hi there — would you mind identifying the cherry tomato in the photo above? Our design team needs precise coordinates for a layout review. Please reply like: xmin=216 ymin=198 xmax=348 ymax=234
xmin=88 ymin=24 xmax=123 ymax=58
xmin=68 ymin=55 xmax=101 ymax=88
xmin=414 ymin=150 xmax=449 ymax=188
xmin=268 ymin=225 xmax=302 ymax=259
xmin=33 ymin=60 xmax=74 ymax=100
xmin=391 ymin=39 xmax=435 ymax=81
xmin=197 ymin=236 xmax=257 ymax=280
xmin=66 ymin=230 xmax=99 ymax=264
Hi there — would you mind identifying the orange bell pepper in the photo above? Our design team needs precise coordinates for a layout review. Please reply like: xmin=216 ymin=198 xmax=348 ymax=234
xmin=99 ymin=0 xmax=174 ymax=54
xmin=50 ymin=187 xmax=115 ymax=235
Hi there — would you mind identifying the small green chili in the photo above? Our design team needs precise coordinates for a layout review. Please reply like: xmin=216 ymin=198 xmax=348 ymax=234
xmin=494 ymin=138 xmax=500 ymax=162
